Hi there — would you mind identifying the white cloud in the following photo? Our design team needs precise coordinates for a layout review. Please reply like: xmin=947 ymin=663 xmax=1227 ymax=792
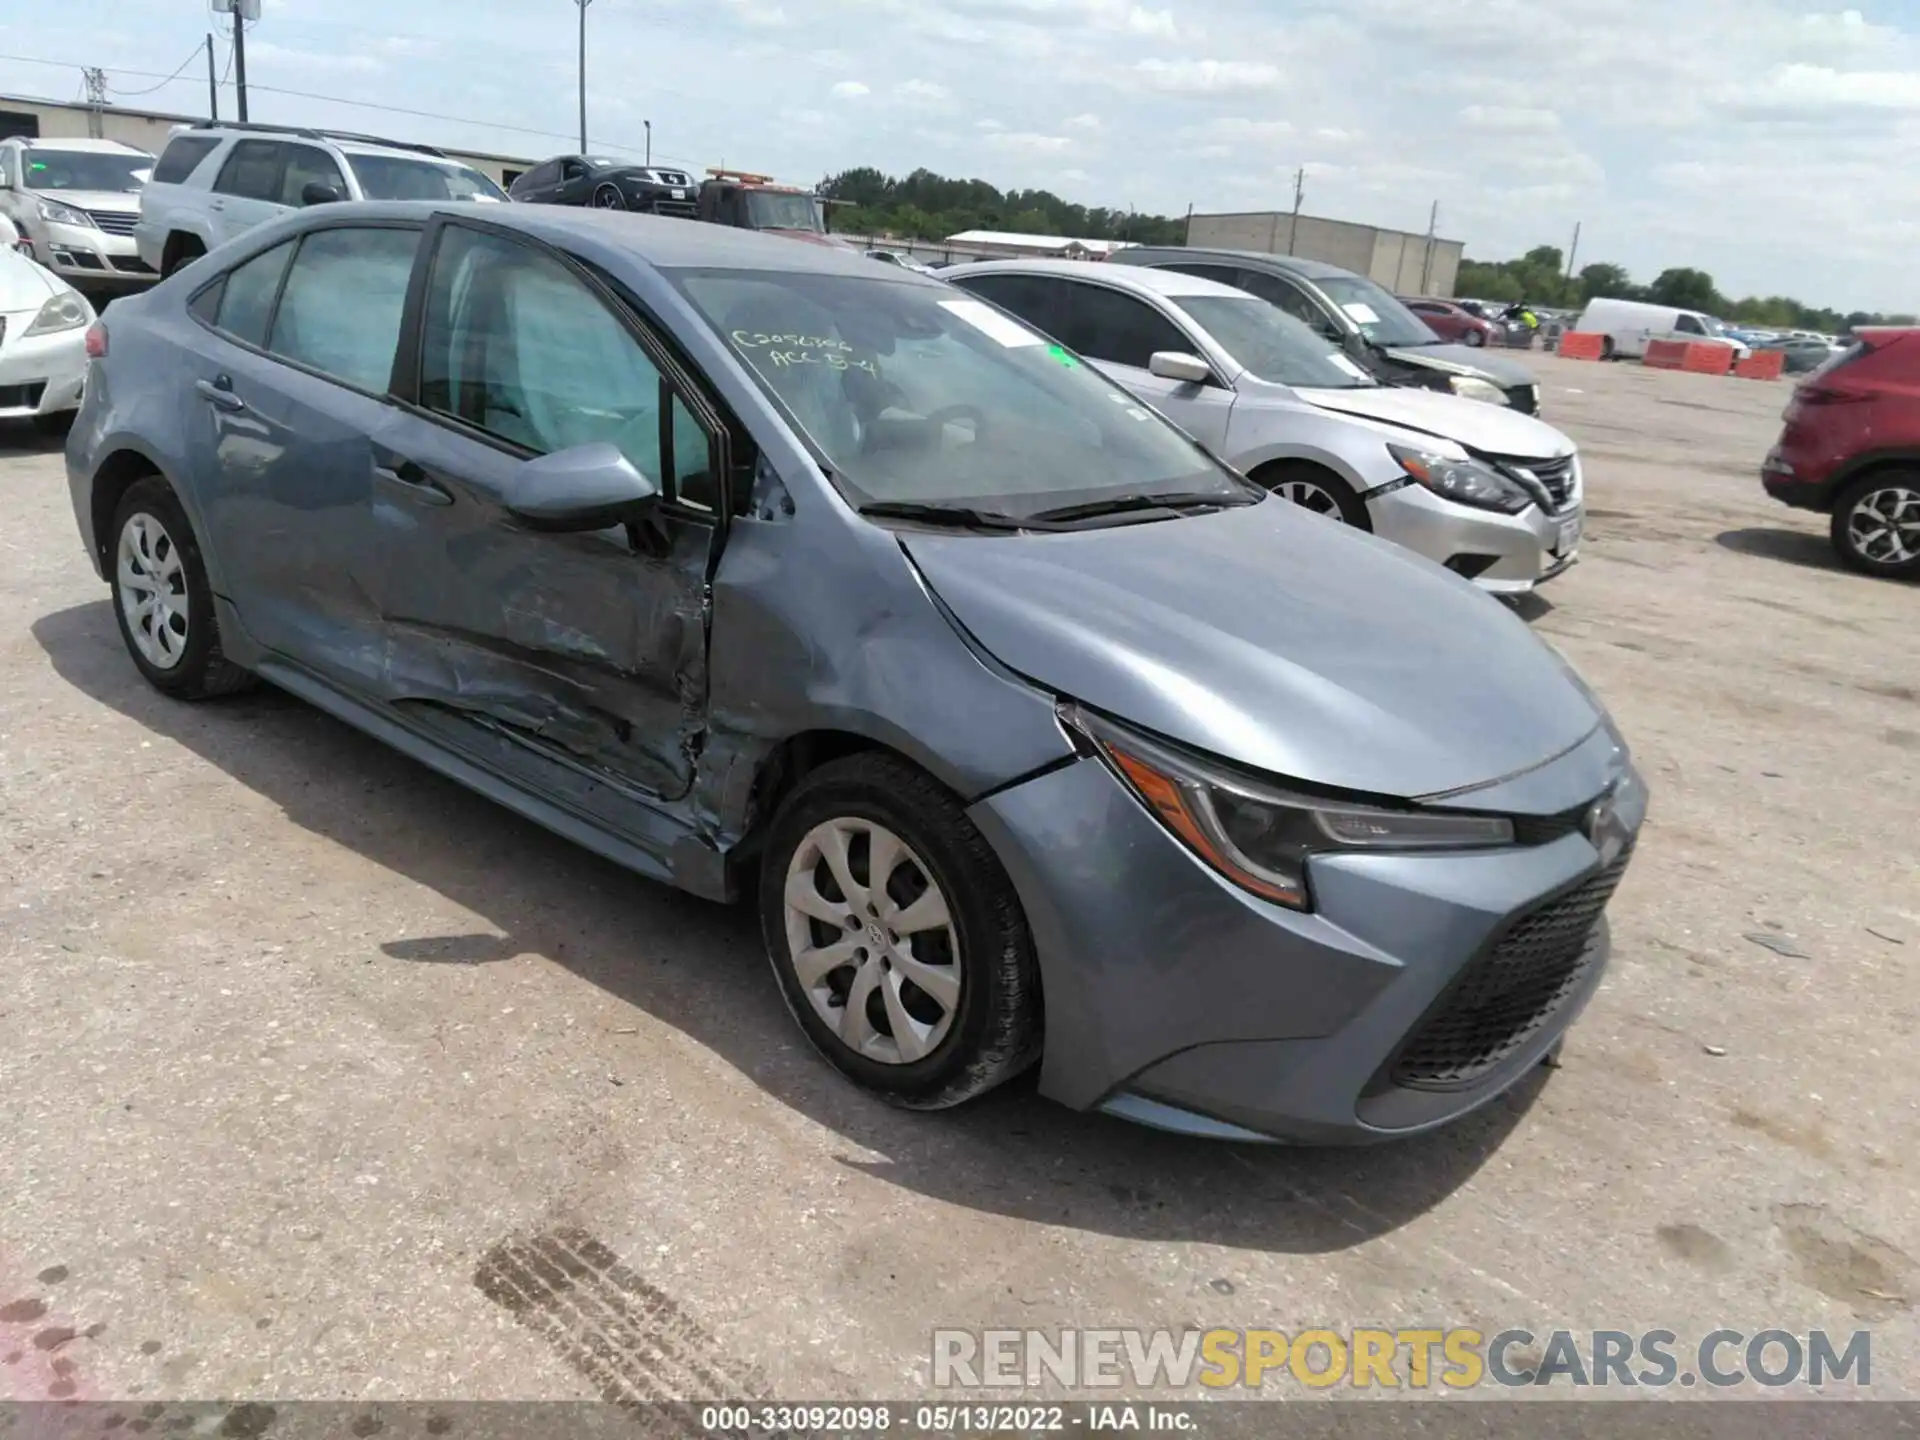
xmin=1180 ymin=116 xmax=1295 ymax=146
xmin=830 ymin=79 xmax=871 ymax=98
xmin=984 ymin=131 xmax=1076 ymax=153
xmin=1063 ymin=112 xmax=1103 ymax=131
xmin=244 ymin=40 xmax=382 ymax=73
xmin=1457 ymin=104 xmax=1563 ymax=134
xmin=1131 ymin=58 xmax=1281 ymax=94
xmin=893 ymin=77 xmax=953 ymax=107
xmin=725 ymin=0 xmax=790 ymax=26
xmin=975 ymin=118 xmax=1007 ymax=131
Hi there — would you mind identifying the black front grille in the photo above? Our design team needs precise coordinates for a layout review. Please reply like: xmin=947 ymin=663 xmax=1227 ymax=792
xmin=84 ymin=209 xmax=138 ymax=236
xmin=1390 ymin=847 xmax=1632 ymax=1091
xmin=643 ymin=199 xmax=698 ymax=219
xmin=1490 ymin=452 xmax=1577 ymax=513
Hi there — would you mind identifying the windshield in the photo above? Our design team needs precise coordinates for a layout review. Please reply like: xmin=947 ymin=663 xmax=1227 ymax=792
xmin=745 ymin=191 xmax=823 ymax=231
xmin=1314 ymin=275 xmax=1441 ymax=347
xmin=1172 ymin=295 xmax=1378 ymax=390
xmin=675 ymin=269 xmax=1244 ymax=519
xmin=346 ymin=155 xmax=507 ymax=202
xmin=23 ymin=149 xmax=151 ymax=193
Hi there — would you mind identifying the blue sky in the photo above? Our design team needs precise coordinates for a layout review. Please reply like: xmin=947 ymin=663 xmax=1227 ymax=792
xmin=3 ymin=0 xmax=1918 ymax=311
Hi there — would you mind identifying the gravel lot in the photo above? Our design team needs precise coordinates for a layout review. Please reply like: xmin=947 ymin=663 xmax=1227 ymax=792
xmin=1 ymin=352 xmax=1915 ymax=1406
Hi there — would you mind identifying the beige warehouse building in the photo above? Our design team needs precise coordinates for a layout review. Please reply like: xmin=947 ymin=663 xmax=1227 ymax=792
xmin=1185 ymin=210 xmax=1465 ymax=298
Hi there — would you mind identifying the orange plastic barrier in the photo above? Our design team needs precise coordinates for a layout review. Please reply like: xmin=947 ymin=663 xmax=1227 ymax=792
xmin=1557 ymin=331 xmax=1605 ymax=361
xmin=1643 ymin=339 xmax=1734 ymax=375
xmin=1734 ymin=349 xmax=1787 ymax=381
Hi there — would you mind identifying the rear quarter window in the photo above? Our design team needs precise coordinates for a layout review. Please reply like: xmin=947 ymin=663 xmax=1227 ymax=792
xmin=151 ymin=136 xmax=220 ymax=185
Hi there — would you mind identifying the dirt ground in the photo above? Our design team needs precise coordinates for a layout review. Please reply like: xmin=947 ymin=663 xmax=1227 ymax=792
xmin=1 ymin=352 xmax=1915 ymax=1406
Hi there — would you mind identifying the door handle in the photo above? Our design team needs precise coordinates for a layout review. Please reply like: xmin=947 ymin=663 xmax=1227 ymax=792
xmin=194 ymin=376 xmax=244 ymax=412
xmin=373 ymin=455 xmax=454 ymax=506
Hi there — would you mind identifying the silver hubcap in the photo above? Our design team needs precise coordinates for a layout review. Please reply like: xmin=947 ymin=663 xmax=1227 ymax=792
xmin=783 ymin=818 xmax=961 ymax=1066
xmin=593 ymin=186 xmax=623 ymax=209
xmin=1274 ymin=479 xmax=1343 ymax=519
xmin=116 ymin=513 xmax=189 ymax=670
xmin=1847 ymin=485 xmax=1920 ymax=565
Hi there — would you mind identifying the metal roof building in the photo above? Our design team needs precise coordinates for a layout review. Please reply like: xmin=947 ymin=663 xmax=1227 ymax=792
xmin=1185 ymin=210 xmax=1465 ymax=297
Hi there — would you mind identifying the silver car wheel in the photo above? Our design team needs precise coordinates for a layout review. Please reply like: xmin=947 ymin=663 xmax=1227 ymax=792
xmin=783 ymin=818 xmax=962 ymax=1066
xmin=1274 ymin=478 xmax=1344 ymax=520
xmin=1846 ymin=484 xmax=1920 ymax=565
xmin=116 ymin=513 xmax=189 ymax=671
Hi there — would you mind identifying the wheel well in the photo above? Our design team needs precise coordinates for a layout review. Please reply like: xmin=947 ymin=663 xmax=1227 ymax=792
xmin=1831 ymin=457 xmax=1920 ymax=508
xmin=1248 ymin=458 xmax=1371 ymax=531
xmin=161 ymin=231 xmax=206 ymax=273
xmin=89 ymin=449 xmax=164 ymax=571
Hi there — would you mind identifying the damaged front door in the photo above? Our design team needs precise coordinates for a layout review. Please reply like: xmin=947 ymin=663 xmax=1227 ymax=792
xmin=372 ymin=220 xmax=725 ymax=802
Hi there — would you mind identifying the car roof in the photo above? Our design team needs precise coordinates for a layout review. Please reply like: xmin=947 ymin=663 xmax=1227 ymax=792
xmin=1124 ymin=245 xmax=1355 ymax=281
xmin=951 ymin=257 xmax=1251 ymax=300
xmin=18 ymin=137 xmax=149 ymax=155
xmin=280 ymin=201 xmax=933 ymax=279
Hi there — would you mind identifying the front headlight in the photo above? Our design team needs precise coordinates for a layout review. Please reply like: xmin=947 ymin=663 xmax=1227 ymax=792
xmin=1066 ymin=706 xmax=1513 ymax=911
xmin=35 ymin=198 xmax=93 ymax=228
xmin=1387 ymin=443 xmax=1533 ymax=515
xmin=23 ymin=289 xmax=92 ymax=338
xmin=1449 ymin=374 xmax=1510 ymax=406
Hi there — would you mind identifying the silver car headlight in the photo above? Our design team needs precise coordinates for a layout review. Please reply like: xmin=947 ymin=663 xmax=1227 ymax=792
xmin=1449 ymin=374 xmax=1510 ymax=406
xmin=1064 ymin=706 xmax=1513 ymax=911
xmin=35 ymin=198 xmax=93 ymax=229
xmin=22 ymin=289 xmax=91 ymax=338
xmin=1387 ymin=443 xmax=1533 ymax=515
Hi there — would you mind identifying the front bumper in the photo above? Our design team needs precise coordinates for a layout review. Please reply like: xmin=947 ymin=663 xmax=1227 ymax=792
xmin=969 ymin=735 xmax=1645 ymax=1144
xmin=1367 ymin=481 xmax=1581 ymax=593
xmin=29 ymin=222 xmax=155 ymax=289
xmin=0 ymin=315 xmax=89 ymax=418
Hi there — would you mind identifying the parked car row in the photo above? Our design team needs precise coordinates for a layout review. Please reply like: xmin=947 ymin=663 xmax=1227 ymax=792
xmin=64 ymin=203 xmax=1648 ymax=1144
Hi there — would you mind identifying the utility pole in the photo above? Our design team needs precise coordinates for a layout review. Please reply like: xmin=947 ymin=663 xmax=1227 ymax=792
xmin=82 ymin=67 xmax=107 ymax=138
xmin=212 ymin=1 xmax=255 ymax=119
xmin=205 ymin=34 xmax=219 ymax=121
xmin=1183 ymin=201 xmax=1193 ymax=245
xmin=644 ymin=120 xmax=652 ymax=166
xmin=575 ymin=0 xmax=594 ymax=153
xmin=1420 ymin=199 xmax=1438 ymax=293
xmin=1285 ymin=166 xmax=1305 ymax=255
xmin=1565 ymin=220 xmax=1581 ymax=280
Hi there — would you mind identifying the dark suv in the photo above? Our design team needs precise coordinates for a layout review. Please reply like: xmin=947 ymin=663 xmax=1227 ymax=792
xmin=1112 ymin=247 xmax=1542 ymax=414
xmin=1763 ymin=329 xmax=1920 ymax=579
xmin=508 ymin=155 xmax=698 ymax=218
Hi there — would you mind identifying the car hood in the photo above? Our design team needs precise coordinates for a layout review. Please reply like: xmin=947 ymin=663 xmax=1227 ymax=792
xmin=1385 ymin=340 xmax=1534 ymax=383
xmin=0 ymin=252 xmax=58 ymax=312
xmin=1290 ymin=384 xmax=1574 ymax=460
xmin=901 ymin=498 xmax=1601 ymax=799
xmin=38 ymin=189 xmax=139 ymax=214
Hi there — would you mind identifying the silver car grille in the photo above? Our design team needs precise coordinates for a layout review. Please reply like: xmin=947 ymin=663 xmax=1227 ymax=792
xmin=1490 ymin=454 xmax=1578 ymax=514
xmin=85 ymin=209 xmax=138 ymax=236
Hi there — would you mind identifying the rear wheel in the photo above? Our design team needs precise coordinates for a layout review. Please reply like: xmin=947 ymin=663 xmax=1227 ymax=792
xmin=759 ymin=753 xmax=1041 ymax=1109
xmin=592 ymin=184 xmax=626 ymax=210
xmin=1600 ymin=336 xmax=1617 ymax=361
xmin=1831 ymin=472 xmax=1920 ymax=579
xmin=108 ymin=476 xmax=255 ymax=699
xmin=1253 ymin=461 xmax=1370 ymax=529
xmin=1464 ymin=329 xmax=1486 ymax=347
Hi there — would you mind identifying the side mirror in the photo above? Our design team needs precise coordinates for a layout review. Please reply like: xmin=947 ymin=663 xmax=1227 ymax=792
xmin=301 ymin=182 xmax=343 ymax=206
xmin=501 ymin=444 xmax=660 ymax=532
xmin=1148 ymin=350 xmax=1213 ymax=384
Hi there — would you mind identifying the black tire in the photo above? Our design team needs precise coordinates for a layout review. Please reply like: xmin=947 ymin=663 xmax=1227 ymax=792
xmin=1600 ymin=336 xmax=1617 ymax=361
xmin=162 ymin=235 xmax=205 ymax=279
xmin=758 ymin=752 xmax=1042 ymax=1109
xmin=1252 ymin=460 xmax=1371 ymax=529
xmin=1829 ymin=471 xmax=1920 ymax=580
xmin=1464 ymin=329 xmax=1486 ymax=348
xmin=592 ymin=184 xmax=626 ymax=211
xmin=107 ymin=475 xmax=256 ymax=699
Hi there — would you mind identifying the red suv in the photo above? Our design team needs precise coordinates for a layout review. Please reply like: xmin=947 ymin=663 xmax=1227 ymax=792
xmin=1763 ymin=328 xmax=1920 ymax=578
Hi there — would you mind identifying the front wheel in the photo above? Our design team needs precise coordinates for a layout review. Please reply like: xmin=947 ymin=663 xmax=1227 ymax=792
xmin=1253 ymin=461 xmax=1371 ymax=529
xmin=1831 ymin=472 xmax=1920 ymax=579
xmin=759 ymin=753 xmax=1041 ymax=1109
xmin=592 ymin=184 xmax=626 ymax=210
xmin=1464 ymin=329 xmax=1486 ymax=347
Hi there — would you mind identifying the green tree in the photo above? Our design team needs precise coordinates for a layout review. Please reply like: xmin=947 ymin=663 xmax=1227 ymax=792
xmin=1577 ymin=263 xmax=1634 ymax=302
xmin=1648 ymin=267 xmax=1723 ymax=313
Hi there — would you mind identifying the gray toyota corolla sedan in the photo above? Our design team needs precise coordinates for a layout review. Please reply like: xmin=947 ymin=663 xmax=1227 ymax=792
xmin=65 ymin=203 xmax=1646 ymax=1144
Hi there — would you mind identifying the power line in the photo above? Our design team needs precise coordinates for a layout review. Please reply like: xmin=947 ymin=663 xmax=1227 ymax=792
xmin=0 ymin=49 xmax=694 ymax=166
xmin=105 ymin=44 xmax=206 ymax=98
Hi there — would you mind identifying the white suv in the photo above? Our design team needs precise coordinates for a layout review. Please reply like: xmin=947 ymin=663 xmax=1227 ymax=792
xmin=0 ymin=137 xmax=157 ymax=294
xmin=136 ymin=122 xmax=508 ymax=277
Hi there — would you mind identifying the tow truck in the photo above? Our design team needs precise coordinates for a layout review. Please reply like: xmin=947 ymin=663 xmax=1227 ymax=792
xmin=696 ymin=169 xmax=852 ymax=248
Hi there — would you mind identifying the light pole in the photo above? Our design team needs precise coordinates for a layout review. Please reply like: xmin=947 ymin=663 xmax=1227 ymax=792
xmin=575 ymin=0 xmax=594 ymax=153
xmin=644 ymin=120 xmax=651 ymax=166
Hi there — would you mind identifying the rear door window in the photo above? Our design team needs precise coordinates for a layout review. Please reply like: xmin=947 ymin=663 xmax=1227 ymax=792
xmin=152 ymin=135 xmax=220 ymax=185
xmin=211 ymin=239 xmax=296 ymax=348
xmin=1235 ymin=269 xmax=1328 ymax=329
xmin=267 ymin=227 xmax=420 ymax=392
xmin=950 ymin=272 xmax=1064 ymax=337
xmin=213 ymin=140 xmax=285 ymax=201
